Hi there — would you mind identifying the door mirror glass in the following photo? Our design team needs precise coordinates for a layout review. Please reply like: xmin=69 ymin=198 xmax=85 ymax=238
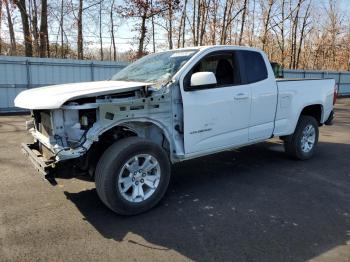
xmin=189 ymin=72 xmax=217 ymax=90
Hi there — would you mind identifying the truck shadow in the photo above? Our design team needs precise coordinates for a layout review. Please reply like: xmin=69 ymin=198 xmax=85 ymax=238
xmin=64 ymin=141 xmax=350 ymax=261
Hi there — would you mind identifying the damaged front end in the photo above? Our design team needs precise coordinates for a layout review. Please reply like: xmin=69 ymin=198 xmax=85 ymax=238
xmin=19 ymin=82 xmax=174 ymax=185
xmin=22 ymin=107 xmax=97 ymax=184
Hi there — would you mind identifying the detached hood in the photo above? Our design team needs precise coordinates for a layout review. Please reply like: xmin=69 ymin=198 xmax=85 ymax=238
xmin=14 ymin=80 xmax=152 ymax=109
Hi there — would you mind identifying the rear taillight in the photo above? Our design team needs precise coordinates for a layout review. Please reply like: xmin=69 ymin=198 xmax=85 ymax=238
xmin=333 ymin=84 xmax=338 ymax=105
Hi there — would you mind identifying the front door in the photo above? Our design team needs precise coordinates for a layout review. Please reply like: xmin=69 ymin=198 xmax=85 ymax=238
xmin=180 ymin=51 xmax=251 ymax=155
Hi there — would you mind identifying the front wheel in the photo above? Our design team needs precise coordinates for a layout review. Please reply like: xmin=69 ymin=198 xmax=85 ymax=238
xmin=284 ymin=116 xmax=319 ymax=160
xmin=95 ymin=137 xmax=171 ymax=215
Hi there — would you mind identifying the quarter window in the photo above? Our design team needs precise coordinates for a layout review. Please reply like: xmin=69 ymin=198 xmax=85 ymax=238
xmin=237 ymin=51 xmax=268 ymax=84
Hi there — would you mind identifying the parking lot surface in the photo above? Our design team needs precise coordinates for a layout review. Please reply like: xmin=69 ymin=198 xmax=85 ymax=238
xmin=1 ymin=99 xmax=350 ymax=262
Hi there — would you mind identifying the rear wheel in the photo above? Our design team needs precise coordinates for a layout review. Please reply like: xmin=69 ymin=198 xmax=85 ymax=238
xmin=95 ymin=137 xmax=171 ymax=215
xmin=284 ymin=116 xmax=319 ymax=160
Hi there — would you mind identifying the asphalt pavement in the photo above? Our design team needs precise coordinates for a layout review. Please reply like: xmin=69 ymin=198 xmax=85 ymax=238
xmin=1 ymin=99 xmax=350 ymax=262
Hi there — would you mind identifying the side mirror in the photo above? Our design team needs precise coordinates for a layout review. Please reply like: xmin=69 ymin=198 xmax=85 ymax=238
xmin=188 ymin=72 xmax=217 ymax=91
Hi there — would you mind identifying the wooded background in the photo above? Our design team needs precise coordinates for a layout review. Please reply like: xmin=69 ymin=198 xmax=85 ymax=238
xmin=0 ymin=0 xmax=349 ymax=70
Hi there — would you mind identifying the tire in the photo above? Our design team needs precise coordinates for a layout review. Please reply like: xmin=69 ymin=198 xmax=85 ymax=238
xmin=95 ymin=137 xmax=171 ymax=215
xmin=284 ymin=115 xmax=319 ymax=160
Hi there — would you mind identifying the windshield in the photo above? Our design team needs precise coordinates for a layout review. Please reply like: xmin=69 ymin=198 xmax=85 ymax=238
xmin=111 ymin=49 xmax=198 ymax=86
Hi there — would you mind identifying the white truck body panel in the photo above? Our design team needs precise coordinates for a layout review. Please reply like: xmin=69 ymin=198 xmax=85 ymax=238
xmin=14 ymin=80 xmax=151 ymax=109
xmin=181 ymin=82 xmax=251 ymax=154
xmin=273 ymin=79 xmax=334 ymax=136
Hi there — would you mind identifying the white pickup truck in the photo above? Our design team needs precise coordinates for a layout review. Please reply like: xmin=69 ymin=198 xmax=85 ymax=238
xmin=15 ymin=46 xmax=337 ymax=215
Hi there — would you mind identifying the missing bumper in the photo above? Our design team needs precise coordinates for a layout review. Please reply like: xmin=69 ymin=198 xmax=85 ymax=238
xmin=21 ymin=143 xmax=57 ymax=185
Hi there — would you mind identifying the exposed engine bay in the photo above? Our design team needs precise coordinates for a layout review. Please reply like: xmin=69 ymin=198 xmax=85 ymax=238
xmin=22 ymin=82 xmax=184 ymax=180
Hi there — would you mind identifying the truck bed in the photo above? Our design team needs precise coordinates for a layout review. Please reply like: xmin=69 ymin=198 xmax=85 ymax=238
xmin=273 ymin=78 xmax=335 ymax=136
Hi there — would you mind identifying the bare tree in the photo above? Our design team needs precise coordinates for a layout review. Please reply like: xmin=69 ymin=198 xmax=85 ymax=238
xmin=189 ymin=0 xmax=210 ymax=46
xmin=151 ymin=0 xmax=156 ymax=52
xmin=279 ymin=0 xmax=286 ymax=67
xmin=99 ymin=0 xmax=104 ymax=60
xmin=177 ymin=0 xmax=187 ymax=48
xmin=15 ymin=0 xmax=33 ymax=56
xmin=0 ymin=0 xmax=2 ymax=54
xmin=209 ymin=0 xmax=219 ymax=45
xmin=296 ymin=0 xmax=311 ymax=68
xmin=196 ymin=0 xmax=201 ymax=45
xmin=29 ymin=0 xmax=40 ymax=55
xmin=220 ymin=0 xmax=244 ymax=45
xmin=191 ymin=0 xmax=196 ymax=45
xmin=60 ymin=0 xmax=65 ymax=58
xmin=238 ymin=0 xmax=248 ymax=45
xmin=118 ymin=0 xmax=166 ymax=58
xmin=261 ymin=0 xmax=275 ymax=52
xmin=77 ymin=0 xmax=83 ymax=59
xmin=343 ymin=21 xmax=350 ymax=71
xmin=168 ymin=2 xmax=173 ymax=49
xmin=290 ymin=0 xmax=302 ymax=68
xmin=199 ymin=0 xmax=210 ymax=45
xmin=159 ymin=0 xmax=180 ymax=49
xmin=39 ymin=0 xmax=49 ymax=57
xmin=271 ymin=0 xmax=290 ymax=67
xmin=220 ymin=0 xmax=232 ymax=45
xmin=4 ymin=0 xmax=17 ymax=55
xmin=249 ymin=0 xmax=256 ymax=46
xmin=167 ymin=0 xmax=174 ymax=49
xmin=326 ymin=0 xmax=342 ymax=68
xmin=110 ymin=0 xmax=117 ymax=60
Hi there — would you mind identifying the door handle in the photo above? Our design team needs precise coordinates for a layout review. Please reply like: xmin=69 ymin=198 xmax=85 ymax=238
xmin=234 ymin=93 xmax=249 ymax=100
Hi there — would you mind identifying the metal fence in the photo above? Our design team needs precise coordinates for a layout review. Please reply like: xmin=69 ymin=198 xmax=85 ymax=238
xmin=0 ymin=56 xmax=349 ymax=113
xmin=283 ymin=69 xmax=350 ymax=96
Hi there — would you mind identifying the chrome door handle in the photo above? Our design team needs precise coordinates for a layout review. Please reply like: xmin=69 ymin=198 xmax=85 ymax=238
xmin=234 ymin=93 xmax=249 ymax=100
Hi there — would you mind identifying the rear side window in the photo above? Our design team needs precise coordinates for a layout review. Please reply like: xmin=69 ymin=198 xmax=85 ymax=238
xmin=237 ymin=51 xmax=268 ymax=84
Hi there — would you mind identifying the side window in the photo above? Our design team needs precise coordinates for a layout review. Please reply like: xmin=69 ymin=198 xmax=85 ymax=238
xmin=184 ymin=52 xmax=241 ymax=90
xmin=237 ymin=51 xmax=268 ymax=84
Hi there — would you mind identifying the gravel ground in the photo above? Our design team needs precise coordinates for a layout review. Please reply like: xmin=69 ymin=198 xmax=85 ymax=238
xmin=0 ymin=99 xmax=350 ymax=262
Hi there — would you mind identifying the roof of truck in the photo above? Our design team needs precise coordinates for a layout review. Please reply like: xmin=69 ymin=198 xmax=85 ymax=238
xmin=171 ymin=45 xmax=263 ymax=53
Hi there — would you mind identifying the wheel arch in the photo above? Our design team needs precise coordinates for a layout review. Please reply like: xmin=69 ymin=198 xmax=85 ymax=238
xmin=80 ymin=119 xmax=174 ymax=176
xmin=299 ymin=104 xmax=324 ymax=125
xmin=95 ymin=119 xmax=173 ymax=158
xmin=280 ymin=103 xmax=324 ymax=140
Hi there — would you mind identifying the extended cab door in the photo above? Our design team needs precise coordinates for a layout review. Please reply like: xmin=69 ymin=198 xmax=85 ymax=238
xmin=180 ymin=51 xmax=251 ymax=155
xmin=235 ymin=51 xmax=278 ymax=141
